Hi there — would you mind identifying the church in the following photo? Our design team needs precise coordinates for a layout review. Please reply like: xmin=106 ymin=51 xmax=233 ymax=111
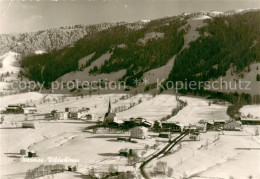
xmin=103 ymin=100 xmax=117 ymax=124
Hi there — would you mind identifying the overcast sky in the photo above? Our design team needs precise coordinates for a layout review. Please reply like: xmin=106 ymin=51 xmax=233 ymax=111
xmin=0 ymin=0 xmax=259 ymax=34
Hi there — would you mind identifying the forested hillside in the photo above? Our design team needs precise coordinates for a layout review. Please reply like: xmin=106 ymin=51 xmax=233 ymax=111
xmin=20 ymin=17 xmax=186 ymax=87
xmin=167 ymin=11 xmax=260 ymax=104
xmin=169 ymin=11 xmax=260 ymax=83
xmin=19 ymin=10 xmax=259 ymax=97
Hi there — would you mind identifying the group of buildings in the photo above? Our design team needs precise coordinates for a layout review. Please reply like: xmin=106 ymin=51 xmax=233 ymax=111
xmin=45 ymin=107 xmax=93 ymax=120
xmin=4 ymin=104 xmax=37 ymax=114
xmin=101 ymin=100 xmax=247 ymax=140
xmin=20 ymin=149 xmax=37 ymax=158
xmin=160 ymin=119 xmax=243 ymax=133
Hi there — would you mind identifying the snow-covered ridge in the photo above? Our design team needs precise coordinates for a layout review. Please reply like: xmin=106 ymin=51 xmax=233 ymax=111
xmin=181 ymin=8 xmax=259 ymax=18
xmin=35 ymin=50 xmax=46 ymax=55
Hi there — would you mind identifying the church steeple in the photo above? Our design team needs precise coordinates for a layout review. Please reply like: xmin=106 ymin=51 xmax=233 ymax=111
xmin=108 ymin=99 xmax=111 ymax=113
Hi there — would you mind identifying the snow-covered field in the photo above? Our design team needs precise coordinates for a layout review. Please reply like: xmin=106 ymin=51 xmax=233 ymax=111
xmin=116 ymin=94 xmax=178 ymax=121
xmin=147 ymin=131 xmax=260 ymax=179
xmin=0 ymin=93 xmax=159 ymax=178
xmin=167 ymin=96 xmax=229 ymax=125
xmin=0 ymin=92 xmax=259 ymax=178
xmin=240 ymin=105 xmax=260 ymax=119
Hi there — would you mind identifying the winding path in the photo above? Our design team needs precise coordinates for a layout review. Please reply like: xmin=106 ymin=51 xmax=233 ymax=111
xmin=140 ymin=130 xmax=189 ymax=179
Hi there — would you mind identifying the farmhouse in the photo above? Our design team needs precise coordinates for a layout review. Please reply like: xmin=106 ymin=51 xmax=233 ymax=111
xmin=70 ymin=112 xmax=79 ymax=119
xmin=213 ymin=119 xmax=225 ymax=128
xmin=28 ymin=151 xmax=37 ymax=158
xmin=23 ymin=107 xmax=37 ymax=114
xmin=206 ymin=121 xmax=214 ymax=130
xmin=159 ymin=132 xmax=171 ymax=138
xmin=22 ymin=121 xmax=39 ymax=129
xmin=142 ymin=120 xmax=152 ymax=128
xmin=189 ymin=133 xmax=200 ymax=141
xmin=65 ymin=107 xmax=78 ymax=113
xmin=86 ymin=114 xmax=93 ymax=120
xmin=45 ymin=113 xmax=53 ymax=120
xmin=223 ymin=121 xmax=242 ymax=131
xmin=5 ymin=105 xmax=23 ymax=113
xmin=78 ymin=109 xmax=90 ymax=119
xmin=130 ymin=126 xmax=148 ymax=139
xmin=185 ymin=125 xmax=198 ymax=132
xmin=20 ymin=149 xmax=26 ymax=155
xmin=161 ymin=122 xmax=184 ymax=132
xmin=130 ymin=117 xmax=145 ymax=123
xmin=196 ymin=120 xmax=207 ymax=132
xmin=241 ymin=118 xmax=260 ymax=125
xmin=54 ymin=112 xmax=69 ymax=120
xmin=119 ymin=148 xmax=133 ymax=157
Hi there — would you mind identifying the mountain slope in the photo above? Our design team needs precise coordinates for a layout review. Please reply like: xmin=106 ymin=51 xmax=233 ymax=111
xmin=2 ymin=10 xmax=259 ymax=103
xmin=167 ymin=11 xmax=260 ymax=101
xmin=20 ymin=16 xmax=186 ymax=87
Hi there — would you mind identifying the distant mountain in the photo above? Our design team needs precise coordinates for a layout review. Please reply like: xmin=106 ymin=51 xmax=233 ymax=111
xmin=0 ymin=23 xmax=125 ymax=56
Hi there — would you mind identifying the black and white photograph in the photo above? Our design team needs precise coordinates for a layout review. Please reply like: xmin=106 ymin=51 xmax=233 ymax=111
xmin=0 ymin=0 xmax=259 ymax=178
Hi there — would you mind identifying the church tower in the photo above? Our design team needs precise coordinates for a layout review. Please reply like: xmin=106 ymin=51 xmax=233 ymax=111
xmin=107 ymin=99 xmax=111 ymax=113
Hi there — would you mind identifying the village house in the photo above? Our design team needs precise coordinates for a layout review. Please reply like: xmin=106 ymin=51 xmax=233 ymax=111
xmin=45 ymin=113 xmax=53 ymax=120
xmin=184 ymin=125 xmax=198 ymax=132
xmin=86 ymin=114 xmax=93 ymax=120
xmin=79 ymin=109 xmax=90 ymax=119
xmin=213 ymin=119 xmax=225 ymax=129
xmin=161 ymin=121 xmax=184 ymax=132
xmin=123 ymin=117 xmax=152 ymax=128
xmin=142 ymin=120 xmax=152 ymax=128
xmin=130 ymin=126 xmax=148 ymax=139
xmin=189 ymin=132 xmax=200 ymax=141
xmin=223 ymin=121 xmax=242 ymax=131
xmin=28 ymin=151 xmax=37 ymax=158
xmin=54 ymin=112 xmax=69 ymax=120
xmin=130 ymin=117 xmax=145 ymax=123
xmin=65 ymin=107 xmax=78 ymax=113
xmin=22 ymin=121 xmax=39 ymax=129
xmin=132 ymin=117 xmax=152 ymax=127
xmin=158 ymin=132 xmax=171 ymax=138
xmin=20 ymin=149 xmax=27 ymax=155
xmin=5 ymin=105 xmax=23 ymax=113
xmin=119 ymin=148 xmax=133 ymax=157
xmin=196 ymin=120 xmax=207 ymax=132
xmin=23 ymin=107 xmax=37 ymax=114
xmin=206 ymin=120 xmax=214 ymax=130
xmin=70 ymin=112 xmax=79 ymax=119
xmin=241 ymin=118 xmax=260 ymax=125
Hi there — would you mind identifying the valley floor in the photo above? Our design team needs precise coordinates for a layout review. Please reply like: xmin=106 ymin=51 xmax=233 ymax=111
xmin=0 ymin=92 xmax=259 ymax=178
